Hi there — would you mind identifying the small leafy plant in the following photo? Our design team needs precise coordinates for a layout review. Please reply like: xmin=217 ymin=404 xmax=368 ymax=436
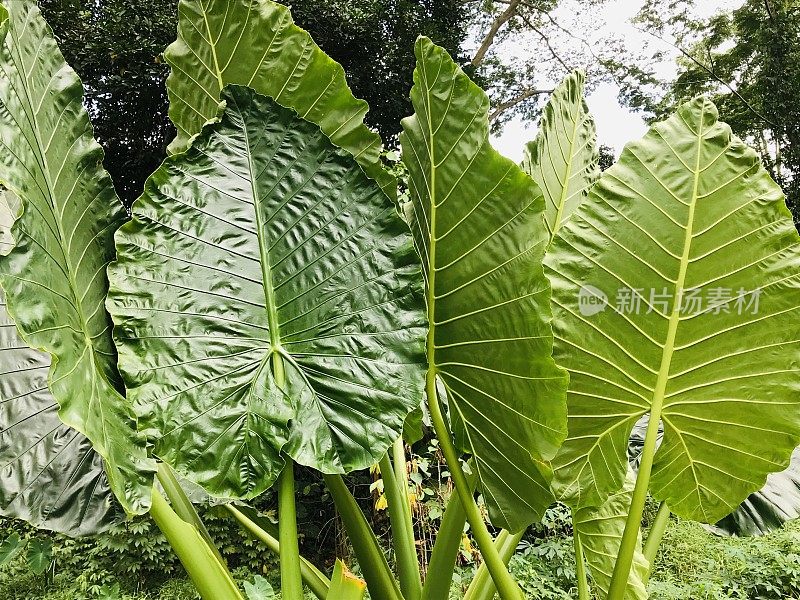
xmin=0 ymin=533 xmax=53 ymax=580
xmin=0 ymin=1 xmax=799 ymax=600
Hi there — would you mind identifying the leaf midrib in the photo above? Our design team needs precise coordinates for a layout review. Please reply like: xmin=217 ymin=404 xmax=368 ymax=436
xmin=550 ymin=93 xmax=583 ymax=241
xmin=240 ymin=111 xmax=281 ymax=353
xmin=649 ymin=102 xmax=706 ymax=437
xmin=200 ymin=3 xmax=225 ymax=92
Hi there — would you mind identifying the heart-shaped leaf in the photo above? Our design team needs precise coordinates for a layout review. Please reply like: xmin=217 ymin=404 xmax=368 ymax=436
xmin=547 ymin=97 xmax=800 ymax=522
xmin=400 ymin=37 xmax=567 ymax=532
xmin=107 ymin=85 xmax=425 ymax=498
xmin=165 ymin=0 xmax=394 ymax=197
xmin=244 ymin=575 xmax=276 ymax=600
xmin=0 ymin=532 xmax=21 ymax=565
xmin=0 ymin=0 xmax=152 ymax=515
xmin=26 ymin=538 xmax=52 ymax=575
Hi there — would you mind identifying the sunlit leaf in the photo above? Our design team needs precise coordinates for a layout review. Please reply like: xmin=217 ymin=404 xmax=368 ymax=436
xmin=574 ymin=469 xmax=649 ymax=599
xmin=548 ymin=97 xmax=800 ymax=522
xmin=165 ymin=0 xmax=394 ymax=197
xmin=523 ymin=70 xmax=599 ymax=241
xmin=400 ymin=37 xmax=568 ymax=532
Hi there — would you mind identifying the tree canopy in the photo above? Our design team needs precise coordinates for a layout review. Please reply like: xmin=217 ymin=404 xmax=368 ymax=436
xmin=617 ymin=0 xmax=800 ymax=218
xmin=39 ymin=0 xmax=470 ymax=204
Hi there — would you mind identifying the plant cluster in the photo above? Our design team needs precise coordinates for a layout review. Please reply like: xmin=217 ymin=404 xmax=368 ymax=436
xmin=1 ymin=1 xmax=799 ymax=600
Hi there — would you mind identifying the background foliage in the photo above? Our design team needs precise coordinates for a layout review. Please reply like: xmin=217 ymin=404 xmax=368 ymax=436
xmin=38 ymin=0 xmax=470 ymax=204
xmin=616 ymin=0 xmax=800 ymax=219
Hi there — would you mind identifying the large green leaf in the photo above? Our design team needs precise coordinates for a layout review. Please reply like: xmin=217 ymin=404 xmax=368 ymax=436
xmin=107 ymin=85 xmax=425 ymax=498
xmin=0 ymin=0 xmax=152 ymax=515
xmin=164 ymin=0 xmax=394 ymax=197
xmin=0 ymin=532 xmax=21 ymax=565
xmin=1 ymin=190 xmax=120 ymax=536
xmin=574 ymin=469 xmax=649 ymax=600
xmin=400 ymin=37 xmax=568 ymax=532
xmin=628 ymin=419 xmax=800 ymax=537
xmin=547 ymin=97 xmax=800 ymax=522
xmin=1 ymin=288 xmax=122 ymax=535
xmin=522 ymin=70 xmax=599 ymax=241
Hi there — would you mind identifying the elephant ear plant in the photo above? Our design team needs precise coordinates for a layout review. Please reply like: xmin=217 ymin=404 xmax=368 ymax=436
xmin=530 ymin=81 xmax=800 ymax=598
xmin=1 ymin=2 xmax=800 ymax=600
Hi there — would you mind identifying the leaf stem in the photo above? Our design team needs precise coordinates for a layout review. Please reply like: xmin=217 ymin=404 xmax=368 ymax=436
xmin=224 ymin=505 xmax=331 ymax=600
xmin=643 ymin=502 xmax=670 ymax=569
xmin=380 ymin=451 xmax=422 ymax=600
xmin=607 ymin=412 xmax=661 ymax=599
xmin=574 ymin=532 xmax=589 ymax=600
xmin=278 ymin=461 xmax=304 ymax=600
xmin=149 ymin=489 xmax=243 ymax=600
xmin=425 ymin=371 xmax=523 ymax=600
xmin=156 ymin=462 xmax=225 ymax=565
xmin=420 ymin=471 xmax=475 ymax=600
xmin=463 ymin=529 xmax=524 ymax=600
xmin=392 ymin=439 xmax=416 ymax=541
xmin=324 ymin=473 xmax=404 ymax=600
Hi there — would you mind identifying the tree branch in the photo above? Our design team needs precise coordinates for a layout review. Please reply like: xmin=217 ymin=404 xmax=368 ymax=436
xmin=489 ymin=86 xmax=553 ymax=122
xmin=517 ymin=12 xmax=572 ymax=72
xmin=764 ymin=0 xmax=776 ymax=22
xmin=472 ymin=0 xmax=522 ymax=67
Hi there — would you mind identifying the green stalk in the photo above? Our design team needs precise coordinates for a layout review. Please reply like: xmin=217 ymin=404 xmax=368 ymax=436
xmin=324 ymin=473 xmax=404 ymax=600
xmin=463 ymin=529 xmax=524 ymax=600
xmin=420 ymin=471 xmax=475 ymax=600
xmin=643 ymin=502 xmax=671 ymax=569
xmin=607 ymin=412 xmax=662 ymax=599
xmin=392 ymin=439 xmax=415 ymax=539
xmin=269 ymin=347 xmax=304 ymax=600
xmin=380 ymin=452 xmax=422 ymax=600
xmin=279 ymin=461 xmax=304 ymax=600
xmin=150 ymin=489 xmax=243 ymax=600
xmin=156 ymin=462 xmax=225 ymax=565
xmin=610 ymin=114 xmax=704 ymax=600
xmin=224 ymin=505 xmax=331 ymax=600
xmin=574 ymin=533 xmax=589 ymax=600
xmin=425 ymin=371 xmax=523 ymax=600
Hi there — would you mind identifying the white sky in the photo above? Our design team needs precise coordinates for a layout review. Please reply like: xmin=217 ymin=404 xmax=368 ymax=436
xmin=491 ymin=0 xmax=742 ymax=162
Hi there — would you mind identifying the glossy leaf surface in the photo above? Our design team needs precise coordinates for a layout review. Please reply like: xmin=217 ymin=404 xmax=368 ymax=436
xmin=400 ymin=37 xmax=567 ymax=532
xmin=108 ymin=86 xmax=425 ymax=498
xmin=0 ymin=0 xmax=151 ymax=515
xmin=1 ymin=283 xmax=121 ymax=535
xmin=522 ymin=70 xmax=599 ymax=241
xmin=1 ymin=190 xmax=120 ymax=536
xmin=574 ymin=470 xmax=649 ymax=600
xmin=165 ymin=0 xmax=394 ymax=196
xmin=548 ymin=97 xmax=800 ymax=522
